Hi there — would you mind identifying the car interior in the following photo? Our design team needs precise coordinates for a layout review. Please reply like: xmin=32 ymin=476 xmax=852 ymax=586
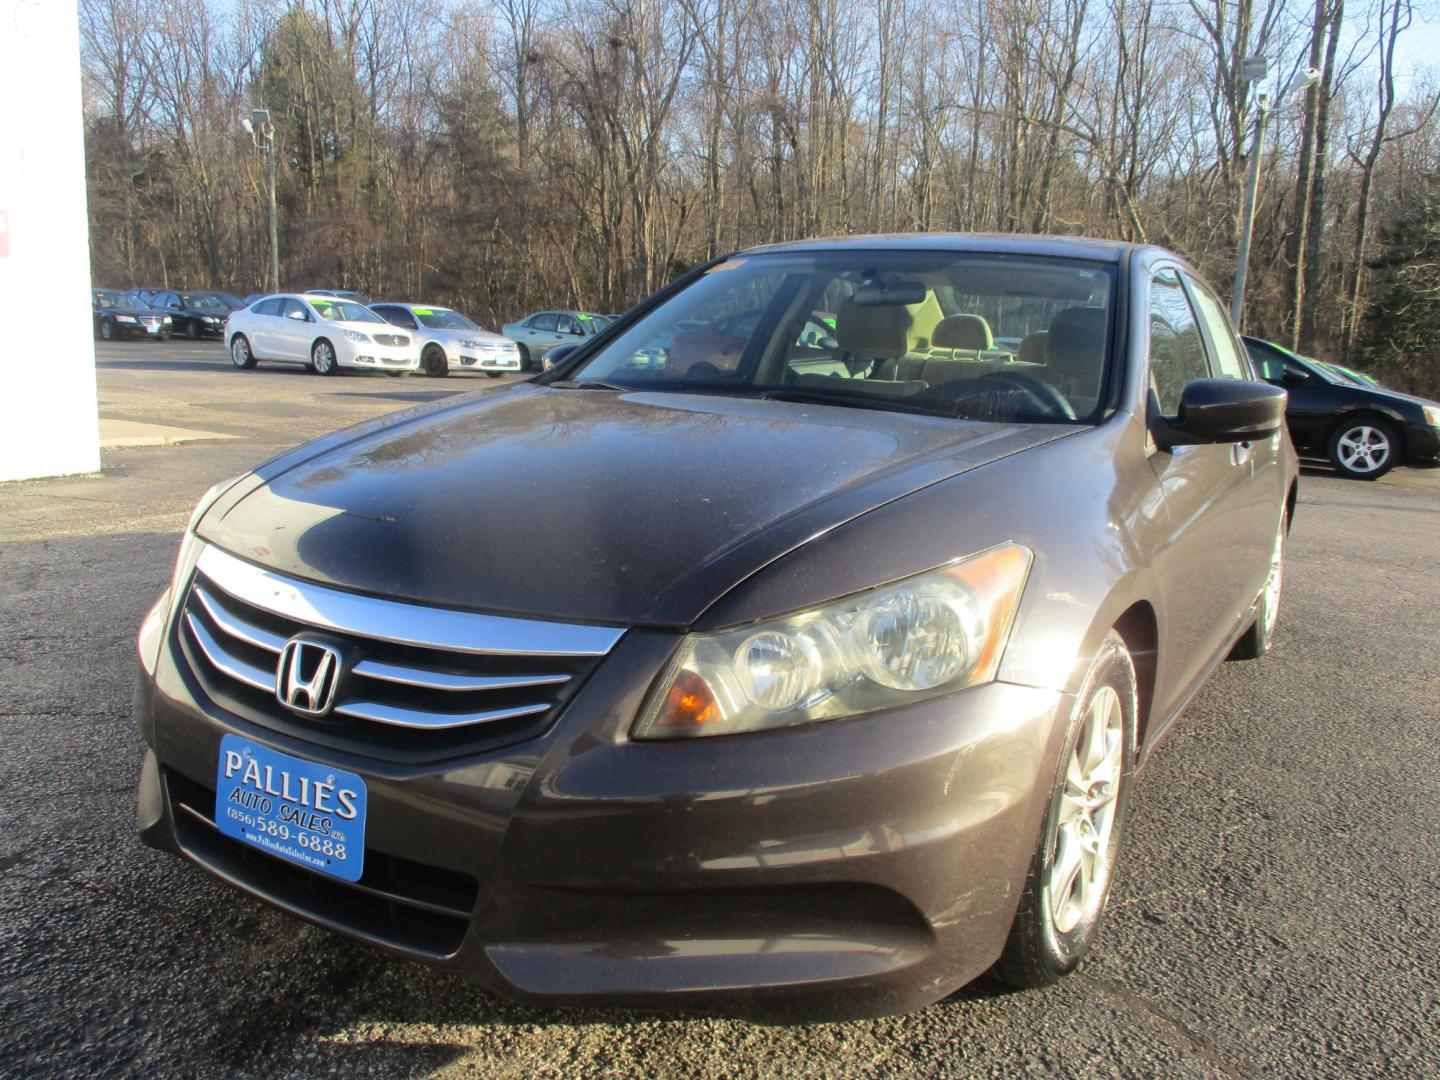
xmin=590 ymin=260 xmax=1114 ymax=424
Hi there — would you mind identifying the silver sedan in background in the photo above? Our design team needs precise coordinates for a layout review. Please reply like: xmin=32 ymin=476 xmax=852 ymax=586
xmin=370 ymin=303 xmax=522 ymax=378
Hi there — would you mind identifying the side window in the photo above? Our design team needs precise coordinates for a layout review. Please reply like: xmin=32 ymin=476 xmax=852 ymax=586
xmin=1185 ymin=277 xmax=1250 ymax=379
xmin=557 ymin=315 xmax=582 ymax=335
xmin=1246 ymin=344 xmax=1285 ymax=383
xmin=1148 ymin=269 xmax=1210 ymax=415
xmin=530 ymin=313 xmax=558 ymax=332
xmin=281 ymin=298 xmax=310 ymax=321
xmin=396 ymin=310 xmax=419 ymax=329
xmin=253 ymin=298 xmax=283 ymax=317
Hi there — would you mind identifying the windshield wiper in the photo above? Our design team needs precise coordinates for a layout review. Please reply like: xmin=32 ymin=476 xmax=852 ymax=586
xmin=758 ymin=388 xmax=942 ymax=417
xmin=548 ymin=379 xmax=632 ymax=391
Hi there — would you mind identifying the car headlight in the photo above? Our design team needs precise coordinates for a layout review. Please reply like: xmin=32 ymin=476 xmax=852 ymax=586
xmin=116 ymin=315 xmax=137 ymax=323
xmin=1423 ymin=405 xmax=1440 ymax=427
xmin=343 ymin=329 xmax=371 ymax=343
xmin=162 ymin=316 xmax=172 ymax=324
xmin=203 ymin=316 xmax=220 ymax=323
xmin=633 ymin=543 xmax=1033 ymax=740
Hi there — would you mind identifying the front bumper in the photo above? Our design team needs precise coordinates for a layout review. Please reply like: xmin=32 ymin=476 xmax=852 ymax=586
xmin=1404 ymin=422 xmax=1440 ymax=466
xmin=454 ymin=348 xmax=521 ymax=372
xmin=138 ymin=609 xmax=1067 ymax=1018
xmin=341 ymin=344 xmax=420 ymax=371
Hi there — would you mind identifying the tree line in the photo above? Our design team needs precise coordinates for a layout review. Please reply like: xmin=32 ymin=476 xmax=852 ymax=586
xmin=80 ymin=0 xmax=1440 ymax=391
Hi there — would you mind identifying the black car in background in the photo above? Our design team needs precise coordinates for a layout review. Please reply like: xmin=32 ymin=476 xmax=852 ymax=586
xmin=150 ymin=290 xmax=232 ymax=340
xmin=193 ymin=290 xmax=248 ymax=311
xmin=92 ymin=289 xmax=171 ymax=341
xmin=1243 ymin=336 xmax=1440 ymax=480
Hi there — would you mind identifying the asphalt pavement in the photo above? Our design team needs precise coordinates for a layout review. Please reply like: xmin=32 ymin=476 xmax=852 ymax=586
xmin=1 ymin=340 xmax=1437 ymax=1078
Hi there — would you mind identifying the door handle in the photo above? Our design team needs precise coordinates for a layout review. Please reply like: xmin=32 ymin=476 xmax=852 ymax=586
xmin=1232 ymin=441 xmax=1253 ymax=466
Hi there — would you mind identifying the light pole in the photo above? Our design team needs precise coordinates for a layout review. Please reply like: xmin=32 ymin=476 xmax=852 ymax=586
xmin=1231 ymin=62 xmax=1322 ymax=328
xmin=244 ymin=108 xmax=280 ymax=293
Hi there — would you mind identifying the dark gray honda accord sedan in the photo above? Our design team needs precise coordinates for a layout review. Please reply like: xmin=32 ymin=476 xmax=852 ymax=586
xmin=136 ymin=235 xmax=1296 ymax=1018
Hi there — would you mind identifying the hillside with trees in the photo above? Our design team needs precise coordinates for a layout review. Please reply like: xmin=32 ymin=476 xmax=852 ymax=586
xmin=79 ymin=0 xmax=1440 ymax=391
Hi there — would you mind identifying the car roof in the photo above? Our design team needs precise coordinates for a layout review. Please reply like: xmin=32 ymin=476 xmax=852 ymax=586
xmin=735 ymin=232 xmax=1141 ymax=262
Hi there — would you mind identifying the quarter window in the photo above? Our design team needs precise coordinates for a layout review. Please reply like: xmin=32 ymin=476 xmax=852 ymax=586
xmin=530 ymin=313 xmax=558 ymax=332
xmin=1148 ymin=269 xmax=1210 ymax=415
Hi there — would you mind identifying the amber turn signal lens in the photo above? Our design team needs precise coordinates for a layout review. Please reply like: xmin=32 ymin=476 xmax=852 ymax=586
xmin=658 ymin=668 xmax=722 ymax=727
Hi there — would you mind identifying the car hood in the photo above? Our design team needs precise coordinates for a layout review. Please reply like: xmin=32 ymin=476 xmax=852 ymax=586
xmin=198 ymin=385 xmax=1075 ymax=626
xmin=326 ymin=319 xmax=401 ymax=336
xmin=100 ymin=306 xmax=166 ymax=318
xmin=1353 ymin=384 xmax=1439 ymax=411
xmin=424 ymin=326 xmax=511 ymax=345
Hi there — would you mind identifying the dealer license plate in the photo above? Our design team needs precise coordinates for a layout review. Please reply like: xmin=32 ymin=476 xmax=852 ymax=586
xmin=214 ymin=735 xmax=367 ymax=882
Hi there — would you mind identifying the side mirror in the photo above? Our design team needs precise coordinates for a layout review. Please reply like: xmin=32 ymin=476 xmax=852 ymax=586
xmin=1153 ymin=379 xmax=1287 ymax=449
xmin=1281 ymin=368 xmax=1312 ymax=388
xmin=542 ymin=343 xmax=579 ymax=371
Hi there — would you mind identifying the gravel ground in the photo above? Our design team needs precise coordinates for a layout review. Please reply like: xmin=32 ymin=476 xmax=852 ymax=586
xmin=1 ymin=341 xmax=1437 ymax=1078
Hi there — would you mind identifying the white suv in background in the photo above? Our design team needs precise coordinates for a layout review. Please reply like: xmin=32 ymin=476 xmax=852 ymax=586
xmin=226 ymin=294 xmax=420 ymax=375
xmin=369 ymin=302 xmax=522 ymax=378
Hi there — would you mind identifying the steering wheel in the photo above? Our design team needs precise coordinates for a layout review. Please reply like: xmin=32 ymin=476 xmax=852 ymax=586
xmin=980 ymin=370 xmax=1077 ymax=420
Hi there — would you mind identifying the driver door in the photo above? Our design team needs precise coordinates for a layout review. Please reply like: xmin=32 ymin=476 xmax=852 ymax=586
xmin=1143 ymin=266 xmax=1270 ymax=719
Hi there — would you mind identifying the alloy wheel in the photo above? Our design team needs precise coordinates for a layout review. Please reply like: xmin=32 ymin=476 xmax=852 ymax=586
xmin=1048 ymin=685 xmax=1124 ymax=935
xmin=1336 ymin=425 xmax=1391 ymax=475
xmin=313 ymin=342 xmax=335 ymax=374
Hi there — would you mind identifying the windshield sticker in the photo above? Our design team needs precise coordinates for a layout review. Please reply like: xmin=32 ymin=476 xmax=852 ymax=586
xmin=412 ymin=307 xmax=434 ymax=315
xmin=577 ymin=313 xmax=594 ymax=320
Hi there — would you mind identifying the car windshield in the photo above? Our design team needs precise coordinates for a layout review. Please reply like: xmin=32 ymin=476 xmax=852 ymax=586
xmin=564 ymin=251 xmax=1116 ymax=424
xmin=309 ymin=298 xmax=383 ymax=323
xmin=181 ymin=295 xmax=226 ymax=310
xmin=95 ymin=291 xmax=122 ymax=308
xmin=414 ymin=308 xmax=478 ymax=330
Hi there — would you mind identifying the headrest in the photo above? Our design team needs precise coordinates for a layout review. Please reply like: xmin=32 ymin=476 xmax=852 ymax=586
xmin=835 ymin=298 xmax=912 ymax=360
xmin=1018 ymin=331 xmax=1048 ymax=364
xmin=1046 ymin=308 xmax=1107 ymax=373
xmin=932 ymin=314 xmax=994 ymax=351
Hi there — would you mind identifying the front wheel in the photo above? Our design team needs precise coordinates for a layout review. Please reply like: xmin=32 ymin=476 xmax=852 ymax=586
xmin=516 ymin=343 xmax=533 ymax=371
xmin=100 ymin=319 xmax=114 ymax=341
xmin=995 ymin=630 xmax=1136 ymax=988
xmin=1329 ymin=418 xmax=1397 ymax=480
xmin=310 ymin=339 xmax=337 ymax=375
xmin=422 ymin=345 xmax=449 ymax=377
xmin=185 ymin=320 xmax=200 ymax=341
xmin=230 ymin=335 xmax=256 ymax=370
xmin=485 ymin=371 xmax=503 ymax=379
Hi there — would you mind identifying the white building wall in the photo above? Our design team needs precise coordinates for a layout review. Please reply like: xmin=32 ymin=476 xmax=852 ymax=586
xmin=0 ymin=0 xmax=100 ymax=483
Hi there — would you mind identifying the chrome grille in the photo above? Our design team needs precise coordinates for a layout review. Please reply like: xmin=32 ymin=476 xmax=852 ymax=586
xmin=374 ymin=333 xmax=409 ymax=347
xmin=177 ymin=544 xmax=623 ymax=764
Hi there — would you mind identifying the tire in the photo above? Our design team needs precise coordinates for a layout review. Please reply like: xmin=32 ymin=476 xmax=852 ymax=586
xmin=386 ymin=371 xmax=410 ymax=378
xmin=485 ymin=371 xmax=503 ymax=379
xmin=186 ymin=320 xmax=200 ymax=341
xmin=995 ymin=630 xmax=1137 ymax=989
xmin=517 ymin=343 xmax=533 ymax=371
xmin=100 ymin=319 xmax=114 ymax=341
xmin=422 ymin=345 xmax=449 ymax=377
xmin=1328 ymin=416 xmax=1398 ymax=480
xmin=229 ymin=335 xmax=256 ymax=370
xmin=1229 ymin=514 xmax=1285 ymax=660
xmin=310 ymin=339 xmax=337 ymax=375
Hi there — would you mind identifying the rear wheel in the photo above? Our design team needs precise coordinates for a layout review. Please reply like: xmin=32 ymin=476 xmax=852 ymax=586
xmin=995 ymin=631 xmax=1136 ymax=988
xmin=229 ymin=335 xmax=256 ymax=370
xmin=1328 ymin=417 xmax=1397 ymax=480
xmin=422 ymin=345 xmax=449 ymax=377
xmin=310 ymin=339 xmax=337 ymax=375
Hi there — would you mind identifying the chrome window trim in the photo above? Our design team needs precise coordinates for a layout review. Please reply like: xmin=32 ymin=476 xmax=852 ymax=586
xmin=195 ymin=543 xmax=624 ymax=657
